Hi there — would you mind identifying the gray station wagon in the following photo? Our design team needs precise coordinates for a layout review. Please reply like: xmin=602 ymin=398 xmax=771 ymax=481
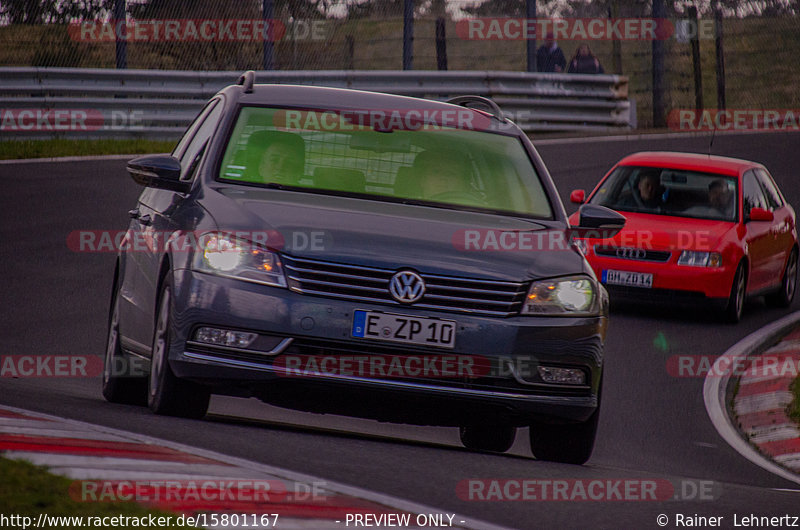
xmin=103 ymin=71 xmax=624 ymax=464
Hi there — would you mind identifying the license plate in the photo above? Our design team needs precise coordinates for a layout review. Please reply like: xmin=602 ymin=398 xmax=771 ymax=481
xmin=352 ymin=310 xmax=456 ymax=349
xmin=602 ymin=269 xmax=653 ymax=288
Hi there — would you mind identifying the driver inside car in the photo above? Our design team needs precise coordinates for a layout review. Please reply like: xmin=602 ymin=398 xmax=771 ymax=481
xmin=618 ymin=170 xmax=663 ymax=210
xmin=247 ymin=130 xmax=306 ymax=185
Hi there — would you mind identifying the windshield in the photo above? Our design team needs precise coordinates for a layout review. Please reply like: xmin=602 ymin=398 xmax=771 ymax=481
xmin=590 ymin=165 xmax=738 ymax=222
xmin=217 ymin=106 xmax=553 ymax=219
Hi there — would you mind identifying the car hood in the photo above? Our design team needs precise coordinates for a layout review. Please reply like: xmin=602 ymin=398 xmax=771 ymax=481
xmin=568 ymin=210 xmax=734 ymax=252
xmin=204 ymin=187 xmax=587 ymax=282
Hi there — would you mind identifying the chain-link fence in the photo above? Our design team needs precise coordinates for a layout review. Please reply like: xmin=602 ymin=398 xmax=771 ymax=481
xmin=1 ymin=1 xmax=798 ymax=128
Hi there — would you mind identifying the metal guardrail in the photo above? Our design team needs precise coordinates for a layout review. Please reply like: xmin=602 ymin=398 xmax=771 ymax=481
xmin=0 ymin=67 xmax=635 ymax=138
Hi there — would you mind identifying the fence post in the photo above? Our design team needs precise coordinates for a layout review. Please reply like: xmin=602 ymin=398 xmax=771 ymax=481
xmin=609 ymin=3 xmax=622 ymax=74
xmin=688 ymin=6 xmax=703 ymax=112
xmin=114 ymin=0 xmax=126 ymax=69
xmin=262 ymin=0 xmax=274 ymax=70
xmin=715 ymin=10 xmax=726 ymax=110
xmin=435 ymin=17 xmax=448 ymax=70
xmin=346 ymin=35 xmax=355 ymax=70
xmin=651 ymin=0 xmax=666 ymax=127
xmin=526 ymin=0 xmax=537 ymax=72
xmin=403 ymin=0 xmax=414 ymax=70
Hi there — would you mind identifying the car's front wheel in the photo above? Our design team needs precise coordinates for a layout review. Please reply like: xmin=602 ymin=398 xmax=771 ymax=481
xmin=148 ymin=279 xmax=210 ymax=418
xmin=529 ymin=409 xmax=599 ymax=465
xmin=102 ymin=287 xmax=147 ymax=405
xmin=724 ymin=262 xmax=747 ymax=323
xmin=459 ymin=424 xmax=516 ymax=453
xmin=766 ymin=249 xmax=798 ymax=308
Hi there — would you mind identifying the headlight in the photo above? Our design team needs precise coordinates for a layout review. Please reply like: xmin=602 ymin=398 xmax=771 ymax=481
xmin=193 ymin=232 xmax=287 ymax=287
xmin=677 ymin=251 xmax=722 ymax=267
xmin=521 ymin=276 xmax=597 ymax=315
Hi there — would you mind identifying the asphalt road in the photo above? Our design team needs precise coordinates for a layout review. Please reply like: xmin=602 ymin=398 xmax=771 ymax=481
xmin=2 ymin=131 xmax=800 ymax=529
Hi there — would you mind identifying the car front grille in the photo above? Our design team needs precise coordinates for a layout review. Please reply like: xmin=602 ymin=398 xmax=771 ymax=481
xmin=282 ymin=255 xmax=528 ymax=317
xmin=593 ymin=245 xmax=672 ymax=262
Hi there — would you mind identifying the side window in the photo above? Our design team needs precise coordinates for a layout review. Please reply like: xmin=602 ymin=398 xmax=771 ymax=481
xmin=755 ymin=168 xmax=784 ymax=210
xmin=178 ymin=101 xmax=224 ymax=181
xmin=172 ymin=100 xmax=218 ymax=160
xmin=742 ymin=171 xmax=768 ymax=214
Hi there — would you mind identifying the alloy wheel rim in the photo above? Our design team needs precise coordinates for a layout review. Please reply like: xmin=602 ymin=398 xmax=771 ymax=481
xmin=786 ymin=253 xmax=797 ymax=300
xmin=103 ymin=299 xmax=119 ymax=386
xmin=150 ymin=290 xmax=170 ymax=398
xmin=735 ymin=270 xmax=745 ymax=316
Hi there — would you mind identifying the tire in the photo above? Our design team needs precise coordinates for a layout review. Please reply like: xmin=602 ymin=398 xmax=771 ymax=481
xmin=724 ymin=262 xmax=747 ymax=323
xmin=148 ymin=279 xmax=210 ymax=419
xmin=459 ymin=425 xmax=516 ymax=453
xmin=766 ymin=249 xmax=798 ymax=308
xmin=529 ymin=409 xmax=599 ymax=465
xmin=529 ymin=376 xmax=601 ymax=465
xmin=102 ymin=287 xmax=147 ymax=405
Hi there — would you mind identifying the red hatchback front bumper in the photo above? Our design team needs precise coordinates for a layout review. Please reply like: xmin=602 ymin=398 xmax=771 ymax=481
xmin=584 ymin=248 xmax=736 ymax=301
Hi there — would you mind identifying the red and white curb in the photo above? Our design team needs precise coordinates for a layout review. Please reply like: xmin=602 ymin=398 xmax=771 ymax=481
xmin=704 ymin=311 xmax=800 ymax=486
xmin=0 ymin=405 xmax=510 ymax=530
xmin=734 ymin=328 xmax=800 ymax=473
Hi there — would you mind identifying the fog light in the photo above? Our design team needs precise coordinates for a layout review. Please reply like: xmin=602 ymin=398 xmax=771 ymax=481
xmin=194 ymin=327 xmax=257 ymax=348
xmin=537 ymin=366 xmax=586 ymax=385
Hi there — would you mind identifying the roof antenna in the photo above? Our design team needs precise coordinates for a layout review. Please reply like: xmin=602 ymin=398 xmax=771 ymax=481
xmin=707 ymin=123 xmax=716 ymax=157
xmin=237 ymin=70 xmax=255 ymax=94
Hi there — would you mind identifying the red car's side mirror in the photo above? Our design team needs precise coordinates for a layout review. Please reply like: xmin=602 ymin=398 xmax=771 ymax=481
xmin=570 ymin=189 xmax=586 ymax=204
xmin=748 ymin=207 xmax=774 ymax=222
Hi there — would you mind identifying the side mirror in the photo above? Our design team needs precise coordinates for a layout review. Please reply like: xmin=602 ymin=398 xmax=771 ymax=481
xmin=568 ymin=204 xmax=626 ymax=240
xmin=570 ymin=189 xmax=586 ymax=204
xmin=748 ymin=207 xmax=774 ymax=222
xmin=127 ymin=154 xmax=189 ymax=193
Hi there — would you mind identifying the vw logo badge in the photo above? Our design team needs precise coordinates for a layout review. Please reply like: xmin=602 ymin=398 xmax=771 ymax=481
xmin=389 ymin=271 xmax=425 ymax=303
xmin=616 ymin=247 xmax=646 ymax=260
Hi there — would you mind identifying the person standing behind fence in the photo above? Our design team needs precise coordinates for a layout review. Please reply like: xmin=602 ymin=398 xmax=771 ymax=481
xmin=536 ymin=33 xmax=566 ymax=73
xmin=567 ymin=44 xmax=605 ymax=74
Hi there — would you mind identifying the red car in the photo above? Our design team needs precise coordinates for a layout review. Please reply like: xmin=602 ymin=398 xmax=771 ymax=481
xmin=568 ymin=152 xmax=797 ymax=322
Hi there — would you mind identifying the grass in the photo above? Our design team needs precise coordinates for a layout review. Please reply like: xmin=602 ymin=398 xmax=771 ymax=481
xmin=0 ymin=139 xmax=176 ymax=160
xmin=789 ymin=376 xmax=800 ymax=425
xmin=0 ymin=457 xmax=197 ymax=528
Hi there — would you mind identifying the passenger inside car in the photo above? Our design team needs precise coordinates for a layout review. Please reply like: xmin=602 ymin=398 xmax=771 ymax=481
xmin=247 ymin=130 xmax=306 ymax=185
xmin=412 ymin=149 xmax=474 ymax=201
xmin=708 ymin=179 xmax=735 ymax=218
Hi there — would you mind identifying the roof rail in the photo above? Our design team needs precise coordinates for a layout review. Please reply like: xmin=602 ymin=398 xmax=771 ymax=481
xmin=237 ymin=70 xmax=256 ymax=94
xmin=446 ymin=95 xmax=506 ymax=122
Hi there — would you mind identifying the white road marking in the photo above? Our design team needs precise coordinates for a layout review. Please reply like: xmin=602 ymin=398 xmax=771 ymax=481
xmin=749 ymin=424 xmax=800 ymax=445
xmin=734 ymin=391 xmax=794 ymax=415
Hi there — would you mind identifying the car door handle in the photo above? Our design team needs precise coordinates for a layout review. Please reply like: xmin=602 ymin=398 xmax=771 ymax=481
xmin=138 ymin=214 xmax=152 ymax=225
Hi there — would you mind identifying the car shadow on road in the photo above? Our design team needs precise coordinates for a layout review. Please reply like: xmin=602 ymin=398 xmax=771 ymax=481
xmin=608 ymin=298 xmax=766 ymax=324
xmin=204 ymin=413 xmax=536 ymax=461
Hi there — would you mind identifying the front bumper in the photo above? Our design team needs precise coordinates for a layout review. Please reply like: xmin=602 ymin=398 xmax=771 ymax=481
xmin=167 ymin=269 xmax=607 ymax=425
xmin=585 ymin=253 xmax=735 ymax=301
